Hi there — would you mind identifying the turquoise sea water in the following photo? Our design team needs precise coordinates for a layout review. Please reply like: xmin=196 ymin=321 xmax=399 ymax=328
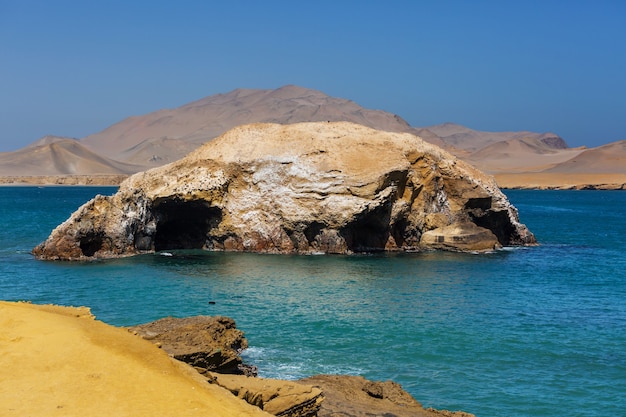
xmin=1 ymin=186 xmax=625 ymax=417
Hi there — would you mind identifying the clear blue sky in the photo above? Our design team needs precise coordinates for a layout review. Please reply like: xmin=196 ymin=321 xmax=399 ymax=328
xmin=1 ymin=0 xmax=625 ymax=151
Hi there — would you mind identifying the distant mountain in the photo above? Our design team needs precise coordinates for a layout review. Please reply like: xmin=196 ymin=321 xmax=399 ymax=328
xmin=426 ymin=122 xmax=568 ymax=152
xmin=465 ymin=137 xmax=585 ymax=173
xmin=25 ymin=135 xmax=78 ymax=148
xmin=0 ymin=139 xmax=142 ymax=176
xmin=80 ymin=85 xmax=447 ymax=167
xmin=421 ymin=123 xmax=590 ymax=174
xmin=543 ymin=140 xmax=626 ymax=173
xmin=1 ymin=85 xmax=623 ymax=182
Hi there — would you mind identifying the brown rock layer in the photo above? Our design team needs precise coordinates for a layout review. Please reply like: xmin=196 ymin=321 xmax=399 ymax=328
xmin=129 ymin=316 xmax=256 ymax=376
xmin=208 ymin=373 xmax=323 ymax=417
xmin=33 ymin=122 xmax=535 ymax=260
xmin=130 ymin=315 xmax=475 ymax=417
xmin=300 ymin=375 xmax=474 ymax=417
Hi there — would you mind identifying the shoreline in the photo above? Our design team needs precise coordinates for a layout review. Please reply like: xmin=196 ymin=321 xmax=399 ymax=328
xmin=1 ymin=300 xmax=474 ymax=417
xmin=0 ymin=175 xmax=127 ymax=186
xmin=3 ymin=173 xmax=626 ymax=190
xmin=0 ymin=301 xmax=270 ymax=417
xmin=494 ymin=172 xmax=626 ymax=190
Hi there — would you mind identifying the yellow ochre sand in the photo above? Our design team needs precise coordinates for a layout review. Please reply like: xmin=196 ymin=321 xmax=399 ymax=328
xmin=0 ymin=301 xmax=270 ymax=417
xmin=494 ymin=173 xmax=626 ymax=190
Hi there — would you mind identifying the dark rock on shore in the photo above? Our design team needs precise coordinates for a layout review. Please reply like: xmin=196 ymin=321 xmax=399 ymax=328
xmin=207 ymin=372 xmax=323 ymax=417
xmin=300 ymin=375 xmax=475 ymax=417
xmin=131 ymin=314 xmax=475 ymax=417
xmin=129 ymin=315 xmax=256 ymax=376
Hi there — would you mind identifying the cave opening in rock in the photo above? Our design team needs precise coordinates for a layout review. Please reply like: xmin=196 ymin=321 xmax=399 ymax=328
xmin=79 ymin=234 xmax=104 ymax=257
xmin=153 ymin=199 xmax=222 ymax=251
xmin=470 ymin=210 xmax=514 ymax=246
xmin=341 ymin=204 xmax=392 ymax=252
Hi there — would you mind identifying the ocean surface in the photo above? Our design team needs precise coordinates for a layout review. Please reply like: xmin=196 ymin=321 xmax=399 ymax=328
xmin=1 ymin=186 xmax=624 ymax=417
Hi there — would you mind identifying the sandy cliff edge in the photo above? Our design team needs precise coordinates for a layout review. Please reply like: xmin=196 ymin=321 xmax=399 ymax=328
xmin=0 ymin=301 xmax=271 ymax=417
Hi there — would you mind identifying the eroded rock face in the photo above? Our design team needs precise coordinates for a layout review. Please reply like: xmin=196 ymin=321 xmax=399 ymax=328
xmin=208 ymin=373 xmax=324 ymax=417
xmin=129 ymin=316 xmax=256 ymax=376
xmin=33 ymin=122 xmax=535 ymax=260
xmin=300 ymin=374 xmax=475 ymax=417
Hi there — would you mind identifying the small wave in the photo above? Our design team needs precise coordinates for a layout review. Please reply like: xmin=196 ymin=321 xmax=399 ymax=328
xmin=241 ymin=346 xmax=267 ymax=358
xmin=243 ymin=346 xmax=366 ymax=380
xmin=500 ymin=246 xmax=532 ymax=252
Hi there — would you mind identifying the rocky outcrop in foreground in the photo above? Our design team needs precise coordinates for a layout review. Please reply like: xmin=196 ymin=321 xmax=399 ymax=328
xmin=301 ymin=375 xmax=474 ymax=417
xmin=129 ymin=316 xmax=257 ymax=376
xmin=208 ymin=372 xmax=324 ymax=417
xmin=131 ymin=315 xmax=323 ymax=417
xmin=33 ymin=122 xmax=535 ymax=260
xmin=206 ymin=373 xmax=474 ymax=417
xmin=133 ymin=314 xmax=473 ymax=417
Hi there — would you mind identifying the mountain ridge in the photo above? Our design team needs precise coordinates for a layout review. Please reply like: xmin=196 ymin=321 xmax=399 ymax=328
xmin=1 ymin=85 xmax=624 ymax=186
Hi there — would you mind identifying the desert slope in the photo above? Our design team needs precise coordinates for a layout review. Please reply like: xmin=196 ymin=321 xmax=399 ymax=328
xmin=490 ymin=140 xmax=626 ymax=189
xmin=3 ymin=85 xmax=446 ymax=177
xmin=80 ymin=85 xmax=447 ymax=165
xmin=426 ymin=122 xmax=567 ymax=152
xmin=543 ymin=140 xmax=626 ymax=173
xmin=423 ymin=122 xmax=626 ymax=189
xmin=1 ymin=85 xmax=623 ymax=189
xmin=0 ymin=139 xmax=142 ymax=176
xmin=465 ymin=138 xmax=586 ymax=173
xmin=0 ymin=301 xmax=270 ymax=417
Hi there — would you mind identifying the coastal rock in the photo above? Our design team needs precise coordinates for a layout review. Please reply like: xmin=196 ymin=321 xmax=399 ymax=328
xmin=300 ymin=375 xmax=475 ymax=417
xmin=32 ymin=122 xmax=535 ymax=260
xmin=129 ymin=316 xmax=256 ymax=375
xmin=419 ymin=221 xmax=500 ymax=252
xmin=207 ymin=373 xmax=323 ymax=417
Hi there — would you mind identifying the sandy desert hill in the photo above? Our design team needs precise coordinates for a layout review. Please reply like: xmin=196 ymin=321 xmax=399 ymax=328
xmin=80 ymin=85 xmax=447 ymax=166
xmin=0 ymin=138 xmax=142 ymax=176
xmin=25 ymin=134 xmax=76 ymax=148
xmin=464 ymin=137 xmax=586 ymax=173
xmin=422 ymin=122 xmax=626 ymax=188
xmin=426 ymin=122 xmax=568 ymax=152
xmin=1 ymin=85 xmax=625 ymax=189
xmin=543 ymin=140 xmax=626 ymax=173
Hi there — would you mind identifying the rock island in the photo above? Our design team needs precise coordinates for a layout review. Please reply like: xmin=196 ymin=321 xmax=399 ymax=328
xmin=33 ymin=122 xmax=535 ymax=260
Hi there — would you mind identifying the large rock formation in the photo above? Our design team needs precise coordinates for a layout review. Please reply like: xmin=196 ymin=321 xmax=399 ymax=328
xmin=33 ymin=122 xmax=535 ymax=260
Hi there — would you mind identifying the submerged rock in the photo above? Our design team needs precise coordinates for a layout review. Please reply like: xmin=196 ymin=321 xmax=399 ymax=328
xmin=33 ymin=122 xmax=535 ymax=260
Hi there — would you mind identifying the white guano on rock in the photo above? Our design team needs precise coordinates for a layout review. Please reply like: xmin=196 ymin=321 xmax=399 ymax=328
xmin=33 ymin=122 xmax=536 ymax=260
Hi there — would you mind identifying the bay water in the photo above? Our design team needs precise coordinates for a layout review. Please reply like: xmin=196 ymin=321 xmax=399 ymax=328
xmin=1 ymin=186 xmax=624 ymax=416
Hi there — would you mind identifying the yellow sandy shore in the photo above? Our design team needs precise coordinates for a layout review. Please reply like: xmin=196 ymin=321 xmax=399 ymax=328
xmin=2 ymin=173 xmax=626 ymax=190
xmin=0 ymin=301 xmax=269 ymax=417
xmin=494 ymin=173 xmax=626 ymax=190
xmin=0 ymin=175 xmax=127 ymax=186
